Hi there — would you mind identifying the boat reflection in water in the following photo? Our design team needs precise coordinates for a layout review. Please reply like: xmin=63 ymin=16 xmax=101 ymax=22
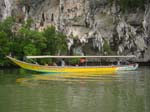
xmin=16 ymin=71 xmax=117 ymax=85
xmin=16 ymin=68 xmax=142 ymax=86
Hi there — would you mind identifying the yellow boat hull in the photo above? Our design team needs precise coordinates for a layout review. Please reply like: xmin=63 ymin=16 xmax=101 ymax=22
xmin=7 ymin=56 xmax=117 ymax=73
xmin=7 ymin=56 xmax=138 ymax=74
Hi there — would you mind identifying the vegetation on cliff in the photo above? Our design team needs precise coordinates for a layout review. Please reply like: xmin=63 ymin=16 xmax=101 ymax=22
xmin=108 ymin=0 xmax=146 ymax=12
xmin=0 ymin=17 xmax=67 ymax=66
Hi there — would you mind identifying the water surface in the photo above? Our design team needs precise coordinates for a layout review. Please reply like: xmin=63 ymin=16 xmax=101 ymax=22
xmin=0 ymin=67 xmax=150 ymax=112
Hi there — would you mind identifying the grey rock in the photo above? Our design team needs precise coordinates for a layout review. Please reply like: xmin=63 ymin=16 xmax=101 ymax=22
xmin=0 ymin=0 xmax=150 ymax=62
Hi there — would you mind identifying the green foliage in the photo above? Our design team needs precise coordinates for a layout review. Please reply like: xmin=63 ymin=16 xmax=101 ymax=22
xmin=23 ymin=18 xmax=33 ymax=29
xmin=0 ymin=17 xmax=15 ymax=65
xmin=0 ymin=31 xmax=11 ymax=66
xmin=43 ymin=26 xmax=56 ymax=55
xmin=108 ymin=0 xmax=113 ymax=3
xmin=103 ymin=40 xmax=112 ymax=55
xmin=19 ymin=0 xmax=25 ymax=5
xmin=17 ymin=27 xmax=47 ymax=55
xmin=0 ymin=17 xmax=68 ymax=66
xmin=56 ymin=32 xmax=68 ymax=54
xmin=43 ymin=26 xmax=67 ymax=55
xmin=0 ymin=31 xmax=10 ymax=54
xmin=69 ymin=58 xmax=79 ymax=65
xmin=0 ymin=17 xmax=14 ymax=34
xmin=39 ymin=58 xmax=53 ymax=65
xmin=23 ymin=44 xmax=37 ymax=55
xmin=108 ymin=0 xmax=145 ymax=13
xmin=119 ymin=0 xmax=129 ymax=13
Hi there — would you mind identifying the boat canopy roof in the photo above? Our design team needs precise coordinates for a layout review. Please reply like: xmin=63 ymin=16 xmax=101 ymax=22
xmin=26 ymin=55 xmax=136 ymax=59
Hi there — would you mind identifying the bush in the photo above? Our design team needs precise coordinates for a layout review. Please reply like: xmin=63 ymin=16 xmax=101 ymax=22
xmin=103 ymin=40 xmax=112 ymax=54
xmin=43 ymin=26 xmax=67 ymax=55
xmin=0 ymin=17 xmax=68 ymax=66
xmin=107 ymin=0 xmax=145 ymax=13
xmin=69 ymin=58 xmax=80 ymax=65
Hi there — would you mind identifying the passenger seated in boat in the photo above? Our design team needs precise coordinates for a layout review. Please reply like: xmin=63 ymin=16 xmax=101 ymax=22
xmin=45 ymin=63 xmax=48 ymax=66
xmin=61 ymin=59 xmax=65 ymax=66
xmin=79 ymin=58 xmax=86 ymax=66
xmin=53 ymin=62 xmax=57 ymax=66
xmin=35 ymin=62 xmax=39 ymax=65
xmin=75 ymin=64 xmax=79 ymax=66
xmin=117 ymin=61 xmax=120 ymax=65
xmin=121 ymin=61 xmax=130 ymax=65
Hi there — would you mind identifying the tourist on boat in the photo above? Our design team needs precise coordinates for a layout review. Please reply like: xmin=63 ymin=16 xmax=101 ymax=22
xmin=53 ymin=62 xmax=57 ymax=66
xmin=117 ymin=60 xmax=121 ymax=65
xmin=79 ymin=58 xmax=86 ymax=66
xmin=80 ymin=58 xmax=86 ymax=63
xmin=45 ymin=63 xmax=48 ymax=66
xmin=61 ymin=59 xmax=65 ymax=66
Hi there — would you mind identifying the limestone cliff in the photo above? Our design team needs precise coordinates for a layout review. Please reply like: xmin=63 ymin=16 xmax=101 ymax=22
xmin=0 ymin=0 xmax=150 ymax=62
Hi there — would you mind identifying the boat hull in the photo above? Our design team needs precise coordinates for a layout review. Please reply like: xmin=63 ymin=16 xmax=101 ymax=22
xmin=7 ymin=56 xmax=138 ymax=73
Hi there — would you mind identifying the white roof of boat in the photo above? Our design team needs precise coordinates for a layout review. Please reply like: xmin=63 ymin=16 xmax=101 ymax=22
xmin=26 ymin=55 xmax=136 ymax=59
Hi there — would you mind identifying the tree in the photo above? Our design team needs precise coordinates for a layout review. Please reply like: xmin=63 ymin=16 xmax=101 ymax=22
xmin=43 ymin=26 xmax=56 ymax=55
xmin=0 ymin=31 xmax=10 ymax=54
xmin=103 ymin=40 xmax=112 ymax=55
xmin=0 ymin=17 xmax=15 ymax=66
xmin=23 ymin=18 xmax=33 ymax=29
xmin=0 ymin=31 xmax=10 ymax=66
xmin=56 ymin=31 xmax=67 ymax=54
xmin=0 ymin=17 xmax=14 ymax=37
xmin=23 ymin=44 xmax=37 ymax=55
xmin=43 ymin=26 xmax=67 ymax=55
xmin=0 ymin=18 xmax=68 ymax=66
xmin=17 ymin=27 xmax=46 ymax=55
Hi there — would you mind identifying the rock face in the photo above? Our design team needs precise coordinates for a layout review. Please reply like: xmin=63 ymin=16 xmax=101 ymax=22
xmin=0 ymin=0 xmax=150 ymax=62
xmin=0 ymin=0 xmax=13 ymax=20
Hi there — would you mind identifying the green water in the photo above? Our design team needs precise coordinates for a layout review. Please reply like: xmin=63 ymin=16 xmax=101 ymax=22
xmin=0 ymin=67 xmax=150 ymax=112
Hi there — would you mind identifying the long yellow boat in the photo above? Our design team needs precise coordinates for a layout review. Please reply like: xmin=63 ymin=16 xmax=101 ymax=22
xmin=7 ymin=56 xmax=138 ymax=73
